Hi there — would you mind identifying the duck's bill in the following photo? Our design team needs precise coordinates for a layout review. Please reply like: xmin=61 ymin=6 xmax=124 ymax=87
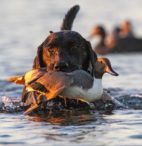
xmin=105 ymin=67 xmax=119 ymax=76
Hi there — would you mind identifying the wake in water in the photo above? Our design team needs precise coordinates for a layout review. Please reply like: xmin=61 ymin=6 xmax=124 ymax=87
xmin=108 ymin=88 xmax=142 ymax=109
xmin=0 ymin=96 xmax=23 ymax=113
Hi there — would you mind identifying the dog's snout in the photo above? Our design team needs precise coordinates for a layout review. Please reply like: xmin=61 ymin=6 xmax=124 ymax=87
xmin=54 ymin=61 xmax=69 ymax=71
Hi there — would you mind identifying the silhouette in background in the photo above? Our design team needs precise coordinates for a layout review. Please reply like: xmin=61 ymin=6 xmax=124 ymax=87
xmin=89 ymin=20 xmax=142 ymax=55
xmin=119 ymin=20 xmax=135 ymax=38
xmin=89 ymin=25 xmax=116 ymax=55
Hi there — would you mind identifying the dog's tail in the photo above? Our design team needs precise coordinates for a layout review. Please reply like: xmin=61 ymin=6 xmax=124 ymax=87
xmin=61 ymin=5 xmax=80 ymax=30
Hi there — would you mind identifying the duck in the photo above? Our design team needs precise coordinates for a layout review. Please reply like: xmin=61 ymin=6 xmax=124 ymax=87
xmin=8 ymin=57 xmax=118 ymax=114
xmin=89 ymin=25 xmax=117 ymax=55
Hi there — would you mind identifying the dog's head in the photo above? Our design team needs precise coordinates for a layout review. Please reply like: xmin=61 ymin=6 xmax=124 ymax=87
xmin=33 ymin=5 xmax=97 ymax=74
xmin=33 ymin=30 xmax=97 ymax=73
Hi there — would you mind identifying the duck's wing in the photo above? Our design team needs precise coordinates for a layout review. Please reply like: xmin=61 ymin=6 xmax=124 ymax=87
xmin=27 ymin=72 xmax=69 ymax=97
xmin=25 ymin=69 xmax=46 ymax=85
xmin=45 ymin=85 xmax=66 ymax=101
xmin=69 ymin=70 xmax=94 ymax=89
xmin=28 ymin=81 xmax=48 ymax=93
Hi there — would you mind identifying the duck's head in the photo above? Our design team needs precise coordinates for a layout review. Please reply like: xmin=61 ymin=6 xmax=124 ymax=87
xmin=90 ymin=25 xmax=106 ymax=39
xmin=94 ymin=57 xmax=119 ymax=78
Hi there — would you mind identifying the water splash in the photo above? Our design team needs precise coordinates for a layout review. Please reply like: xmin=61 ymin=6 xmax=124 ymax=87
xmin=0 ymin=96 xmax=23 ymax=113
xmin=1 ymin=88 xmax=142 ymax=114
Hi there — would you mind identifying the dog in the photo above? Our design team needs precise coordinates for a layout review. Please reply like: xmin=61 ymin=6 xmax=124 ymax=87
xmin=22 ymin=5 xmax=97 ymax=110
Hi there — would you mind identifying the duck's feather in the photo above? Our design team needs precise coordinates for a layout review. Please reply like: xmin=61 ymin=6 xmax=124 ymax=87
xmin=29 ymin=82 xmax=49 ymax=93
xmin=25 ymin=68 xmax=46 ymax=85
xmin=68 ymin=70 xmax=93 ymax=89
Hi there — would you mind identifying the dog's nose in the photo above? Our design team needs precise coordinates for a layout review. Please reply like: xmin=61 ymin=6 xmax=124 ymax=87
xmin=54 ymin=62 xmax=69 ymax=71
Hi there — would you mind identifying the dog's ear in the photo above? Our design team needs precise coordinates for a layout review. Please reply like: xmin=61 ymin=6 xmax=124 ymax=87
xmin=85 ymin=41 xmax=97 ymax=76
xmin=33 ymin=43 xmax=45 ymax=69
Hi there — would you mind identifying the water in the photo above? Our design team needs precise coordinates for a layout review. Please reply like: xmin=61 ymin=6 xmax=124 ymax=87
xmin=1 ymin=0 xmax=142 ymax=145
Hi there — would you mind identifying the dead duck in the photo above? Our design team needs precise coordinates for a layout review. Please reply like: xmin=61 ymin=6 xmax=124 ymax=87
xmin=8 ymin=57 xmax=118 ymax=114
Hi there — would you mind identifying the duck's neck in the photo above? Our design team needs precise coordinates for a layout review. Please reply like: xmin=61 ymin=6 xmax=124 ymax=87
xmin=92 ymin=76 xmax=103 ymax=87
xmin=91 ymin=76 xmax=103 ymax=95
xmin=85 ymin=76 xmax=103 ymax=101
xmin=94 ymin=72 xmax=103 ymax=79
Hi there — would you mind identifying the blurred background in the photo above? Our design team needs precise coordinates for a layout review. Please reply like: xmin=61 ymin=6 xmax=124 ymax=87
xmin=1 ymin=1 xmax=142 ymax=146
xmin=0 ymin=0 xmax=142 ymax=88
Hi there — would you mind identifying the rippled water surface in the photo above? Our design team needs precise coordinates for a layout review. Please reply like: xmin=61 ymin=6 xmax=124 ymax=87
xmin=1 ymin=0 xmax=142 ymax=146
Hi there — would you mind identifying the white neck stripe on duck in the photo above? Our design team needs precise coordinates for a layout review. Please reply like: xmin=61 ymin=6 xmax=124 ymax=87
xmin=85 ymin=76 xmax=103 ymax=101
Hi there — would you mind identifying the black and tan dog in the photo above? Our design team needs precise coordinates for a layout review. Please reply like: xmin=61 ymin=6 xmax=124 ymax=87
xmin=22 ymin=5 xmax=97 ymax=110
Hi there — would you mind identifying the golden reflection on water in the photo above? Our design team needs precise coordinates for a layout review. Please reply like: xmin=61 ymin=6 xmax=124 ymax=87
xmin=27 ymin=110 xmax=97 ymax=125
